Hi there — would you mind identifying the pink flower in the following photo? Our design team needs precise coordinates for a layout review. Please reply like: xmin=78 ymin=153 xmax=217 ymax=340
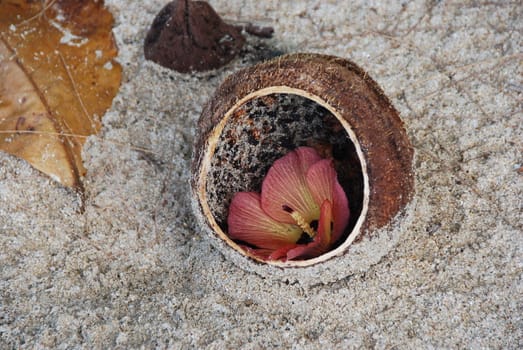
xmin=227 ymin=147 xmax=350 ymax=261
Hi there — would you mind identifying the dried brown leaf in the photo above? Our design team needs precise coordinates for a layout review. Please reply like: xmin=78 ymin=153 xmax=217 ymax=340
xmin=0 ymin=0 xmax=122 ymax=188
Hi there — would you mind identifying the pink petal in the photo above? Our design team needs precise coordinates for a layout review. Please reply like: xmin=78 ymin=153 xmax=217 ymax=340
xmin=286 ymin=200 xmax=333 ymax=260
xmin=267 ymin=243 xmax=300 ymax=261
xmin=332 ymin=181 xmax=350 ymax=243
xmin=306 ymin=159 xmax=336 ymax=204
xmin=238 ymin=243 xmax=299 ymax=262
xmin=227 ymin=192 xmax=302 ymax=250
xmin=237 ymin=244 xmax=273 ymax=260
xmin=261 ymin=147 xmax=322 ymax=224
xmin=295 ymin=146 xmax=322 ymax=174
xmin=306 ymin=160 xmax=350 ymax=244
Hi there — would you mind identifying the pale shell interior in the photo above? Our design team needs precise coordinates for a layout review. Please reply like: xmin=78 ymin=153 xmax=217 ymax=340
xmin=198 ymin=87 xmax=370 ymax=267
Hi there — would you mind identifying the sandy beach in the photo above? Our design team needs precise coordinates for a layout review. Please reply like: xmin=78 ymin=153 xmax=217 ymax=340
xmin=1 ymin=0 xmax=521 ymax=348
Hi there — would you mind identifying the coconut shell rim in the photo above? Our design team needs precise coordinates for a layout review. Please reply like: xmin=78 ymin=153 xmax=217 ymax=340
xmin=191 ymin=53 xmax=414 ymax=268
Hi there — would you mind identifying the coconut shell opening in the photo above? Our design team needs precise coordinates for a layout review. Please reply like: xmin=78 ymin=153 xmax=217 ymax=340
xmin=206 ymin=92 xmax=365 ymax=254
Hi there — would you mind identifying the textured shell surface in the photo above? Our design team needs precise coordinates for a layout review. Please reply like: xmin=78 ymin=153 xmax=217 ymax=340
xmin=191 ymin=53 xmax=414 ymax=275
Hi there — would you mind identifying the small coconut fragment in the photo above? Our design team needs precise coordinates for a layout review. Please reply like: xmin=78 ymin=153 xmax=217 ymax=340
xmin=144 ymin=0 xmax=245 ymax=72
xmin=191 ymin=53 xmax=415 ymax=269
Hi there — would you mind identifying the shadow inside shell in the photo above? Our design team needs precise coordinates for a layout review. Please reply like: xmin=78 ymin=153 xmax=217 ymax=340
xmin=206 ymin=93 xmax=364 ymax=252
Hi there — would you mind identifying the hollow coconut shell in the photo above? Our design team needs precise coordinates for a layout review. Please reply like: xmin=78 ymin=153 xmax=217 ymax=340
xmin=191 ymin=53 xmax=415 ymax=281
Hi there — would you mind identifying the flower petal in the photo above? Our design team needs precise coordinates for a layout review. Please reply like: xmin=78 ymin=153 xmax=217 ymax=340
xmin=306 ymin=159 xmax=335 ymax=204
xmin=237 ymin=244 xmax=273 ymax=260
xmin=332 ymin=181 xmax=350 ymax=243
xmin=261 ymin=147 xmax=322 ymax=224
xmin=306 ymin=159 xmax=350 ymax=244
xmin=227 ymin=192 xmax=302 ymax=250
xmin=295 ymin=146 xmax=323 ymax=174
xmin=286 ymin=200 xmax=333 ymax=260
xmin=268 ymin=243 xmax=300 ymax=261
xmin=238 ymin=243 xmax=300 ymax=262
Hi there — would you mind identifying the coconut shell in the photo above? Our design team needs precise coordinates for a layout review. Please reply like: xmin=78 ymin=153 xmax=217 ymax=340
xmin=144 ymin=0 xmax=245 ymax=73
xmin=191 ymin=53 xmax=414 ymax=269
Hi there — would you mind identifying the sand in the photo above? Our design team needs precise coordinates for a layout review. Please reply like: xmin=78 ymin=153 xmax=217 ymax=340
xmin=1 ymin=0 xmax=521 ymax=348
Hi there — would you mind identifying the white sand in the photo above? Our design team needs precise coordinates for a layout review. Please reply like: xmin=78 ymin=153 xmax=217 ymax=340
xmin=1 ymin=0 xmax=521 ymax=348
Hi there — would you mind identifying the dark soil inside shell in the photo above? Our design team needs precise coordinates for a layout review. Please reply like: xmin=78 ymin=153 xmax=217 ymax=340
xmin=206 ymin=93 xmax=364 ymax=248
